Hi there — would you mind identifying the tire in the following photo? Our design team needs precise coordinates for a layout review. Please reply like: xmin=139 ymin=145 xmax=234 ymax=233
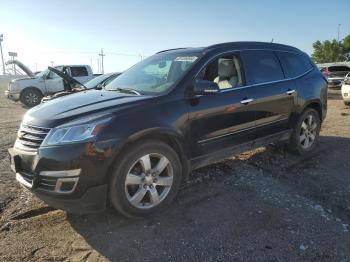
xmin=344 ymin=101 xmax=350 ymax=106
xmin=109 ymin=140 xmax=182 ymax=218
xmin=288 ymin=108 xmax=321 ymax=155
xmin=20 ymin=88 xmax=43 ymax=107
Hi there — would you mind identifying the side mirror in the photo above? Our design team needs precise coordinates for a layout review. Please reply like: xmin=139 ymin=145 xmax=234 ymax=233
xmin=96 ymin=83 xmax=104 ymax=90
xmin=193 ymin=80 xmax=220 ymax=95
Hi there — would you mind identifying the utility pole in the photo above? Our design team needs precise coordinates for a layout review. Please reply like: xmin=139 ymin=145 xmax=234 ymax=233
xmin=99 ymin=49 xmax=105 ymax=74
xmin=96 ymin=58 xmax=100 ymax=74
xmin=0 ymin=34 xmax=5 ymax=75
xmin=337 ymin=24 xmax=341 ymax=43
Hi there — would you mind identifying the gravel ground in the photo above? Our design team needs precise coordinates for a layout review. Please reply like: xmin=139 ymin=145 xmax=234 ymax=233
xmin=0 ymin=87 xmax=349 ymax=261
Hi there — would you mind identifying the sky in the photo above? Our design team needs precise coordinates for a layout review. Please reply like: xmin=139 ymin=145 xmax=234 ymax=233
xmin=0 ymin=0 xmax=349 ymax=74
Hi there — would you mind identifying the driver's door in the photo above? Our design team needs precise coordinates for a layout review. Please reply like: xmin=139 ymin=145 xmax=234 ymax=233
xmin=45 ymin=68 xmax=65 ymax=94
xmin=187 ymin=53 xmax=256 ymax=158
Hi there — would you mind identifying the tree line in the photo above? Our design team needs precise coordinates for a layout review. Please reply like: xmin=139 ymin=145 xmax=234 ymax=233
xmin=312 ymin=35 xmax=350 ymax=63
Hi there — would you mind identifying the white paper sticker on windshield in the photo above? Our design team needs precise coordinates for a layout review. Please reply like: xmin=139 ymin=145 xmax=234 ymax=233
xmin=175 ymin=56 xmax=198 ymax=62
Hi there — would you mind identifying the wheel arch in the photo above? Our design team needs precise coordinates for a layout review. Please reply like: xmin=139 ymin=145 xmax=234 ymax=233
xmin=19 ymin=86 xmax=44 ymax=99
xmin=105 ymin=127 xmax=190 ymax=184
xmin=301 ymin=100 xmax=323 ymax=123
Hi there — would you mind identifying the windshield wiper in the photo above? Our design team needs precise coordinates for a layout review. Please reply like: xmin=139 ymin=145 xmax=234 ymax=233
xmin=114 ymin=87 xmax=142 ymax=95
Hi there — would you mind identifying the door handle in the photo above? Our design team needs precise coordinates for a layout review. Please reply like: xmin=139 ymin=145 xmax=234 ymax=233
xmin=240 ymin=98 xmax=254 ymax=104
xmin=286 ymin=89 xmax=296 ymax=95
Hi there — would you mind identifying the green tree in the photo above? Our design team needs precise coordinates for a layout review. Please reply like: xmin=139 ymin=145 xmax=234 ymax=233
xmin=342 ymin=35 xmax=350 ymax=61
xmin=311 ymin=35 xmax=350 ymax=63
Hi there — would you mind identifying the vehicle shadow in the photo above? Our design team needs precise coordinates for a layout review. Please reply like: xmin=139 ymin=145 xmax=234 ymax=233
xmin=66 ymin=135 xmax=350 ymax=261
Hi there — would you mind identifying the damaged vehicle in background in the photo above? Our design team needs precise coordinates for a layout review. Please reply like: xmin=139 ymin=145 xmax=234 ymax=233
xmin=41 ymin=71 xmax=121 ymax=103
xmin=320 ymin=64 xmax=350 ymax=89
xmin=5 ymin=65 xmax=94 ymax=107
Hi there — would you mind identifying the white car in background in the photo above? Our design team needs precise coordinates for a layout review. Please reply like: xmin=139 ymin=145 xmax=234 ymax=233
xmin=5 ymin=65 xmax=93 ymax=107
xmin=341 ymin=72 xmax=350 ymax=106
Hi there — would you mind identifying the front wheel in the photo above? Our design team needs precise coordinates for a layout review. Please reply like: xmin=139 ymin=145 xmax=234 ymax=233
xmin=344 ymin=101 xmax=350 ymax=106
xmin=288 ymin=108 xmax=321 ymax=155
xmin=109 ymin=140 xmax=182 ymax=218
xmin=20 ymin=88 xmax=43 ymax=107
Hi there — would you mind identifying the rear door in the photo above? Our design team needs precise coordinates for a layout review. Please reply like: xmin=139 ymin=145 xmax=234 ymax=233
xmin=241 ymin=50 xmax=296 ymax=138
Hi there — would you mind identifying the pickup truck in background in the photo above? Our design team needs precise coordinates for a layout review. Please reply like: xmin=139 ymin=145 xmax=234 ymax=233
xmin=5 ymin=65 xmax=93 ymax=107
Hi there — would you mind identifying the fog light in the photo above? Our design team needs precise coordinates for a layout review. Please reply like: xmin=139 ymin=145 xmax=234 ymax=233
xmin=55 ymin=177 xmax=79 ymax=194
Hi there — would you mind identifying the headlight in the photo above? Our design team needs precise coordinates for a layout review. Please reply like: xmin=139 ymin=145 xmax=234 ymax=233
xmin=9 ymin=82 xmax=18 ymax=91
xmin=44 ymin=116 xmax=112 ymax=145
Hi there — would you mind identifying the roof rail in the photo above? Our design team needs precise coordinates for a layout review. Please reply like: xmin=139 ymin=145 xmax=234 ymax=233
xmin=205 ymin=41 xmax=300 ymax=52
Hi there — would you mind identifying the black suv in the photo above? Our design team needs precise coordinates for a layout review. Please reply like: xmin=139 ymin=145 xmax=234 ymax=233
xmin=9 ymin=42 xmax=327 ymax=217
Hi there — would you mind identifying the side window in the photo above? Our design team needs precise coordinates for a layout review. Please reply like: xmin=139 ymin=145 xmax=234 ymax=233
xmin=277 ymin=52 xmax=312 ymax=78
xmin=197 ymin=54 xmax=244 ymax=89
xmin=242 ymin=50 xmax=284 ymax=84
xmin=46 ymin=66 xmax=63 ymax=79
xmin=70 ymin=67 xmax=88 ymax=77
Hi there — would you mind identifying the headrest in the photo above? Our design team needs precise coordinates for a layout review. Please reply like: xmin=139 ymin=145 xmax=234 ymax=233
xmin=218 ymin=59 xmax=236 ymax=78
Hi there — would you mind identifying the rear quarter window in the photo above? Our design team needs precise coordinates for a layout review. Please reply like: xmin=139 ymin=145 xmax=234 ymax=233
xmin=70 ymin=66 xmax=88 ymax=77
xmin=277 ymin=52 xmax=312 ymax=78
xmin=241 ymin=50 xmax=284 ymax=84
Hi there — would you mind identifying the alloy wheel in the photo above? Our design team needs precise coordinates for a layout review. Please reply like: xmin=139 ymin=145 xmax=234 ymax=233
xmin=25 ymin=92 xmax=39 ymax=106
xmin=299 ymin=115 xmax=317 ymax=150
xmin=125 ymin=153 xmax=173 ymax=209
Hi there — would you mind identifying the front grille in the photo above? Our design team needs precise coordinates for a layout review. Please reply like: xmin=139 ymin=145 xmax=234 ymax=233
xmin=15 ymin=124 xmax=51 ymax=152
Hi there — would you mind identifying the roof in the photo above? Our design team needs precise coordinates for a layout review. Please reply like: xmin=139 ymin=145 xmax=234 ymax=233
xmin=206 ymin=41 xmax=301 ymax=53
xmin=157 ymin=41 xmax=302 ymax=55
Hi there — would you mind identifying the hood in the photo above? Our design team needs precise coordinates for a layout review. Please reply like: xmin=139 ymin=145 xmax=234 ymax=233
xmin=23 ymin=89 xmax=151 ymax=127
xmin=48 ymin=67 xmax=84 ymax=90
xmin=6 ymin=60 xmax=35 ymax=77
xmin=12 ymin=77 xmax=36 ymax=82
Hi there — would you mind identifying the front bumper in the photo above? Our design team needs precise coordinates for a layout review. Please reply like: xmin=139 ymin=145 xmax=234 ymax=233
xmin=8 ymin=138 xmax=121 ymax=213
xmin=5 ymin=90 xmax=20 ymax=101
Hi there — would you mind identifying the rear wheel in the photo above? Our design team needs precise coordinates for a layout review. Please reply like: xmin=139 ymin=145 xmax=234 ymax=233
xmin=288 ymin=108 xmax=320 ymax=155
xmin=20 ymin=88 xmax=43 ymax=107
xmin=109 ymin=140 xmax=182 ymax=218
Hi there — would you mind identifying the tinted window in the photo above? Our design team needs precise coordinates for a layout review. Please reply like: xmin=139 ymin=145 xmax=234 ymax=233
xmin=70 ymin=66 xmax=88 ymax=77
xmin=277 ymin=52 xmax=312 ymax=78
xmin=242 ymin=51 xmax=284 ymax=84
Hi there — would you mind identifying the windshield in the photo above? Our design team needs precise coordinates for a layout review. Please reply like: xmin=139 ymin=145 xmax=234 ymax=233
xmin=36 ymin=69 xmax=50 ymax=78
xmin=36 ymin=67 xmax=62 ymax=78
xmin=85 ymin=74 xmax=113 ymax=89
xmin=105 ymin=52 xmax=200 ymax=94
